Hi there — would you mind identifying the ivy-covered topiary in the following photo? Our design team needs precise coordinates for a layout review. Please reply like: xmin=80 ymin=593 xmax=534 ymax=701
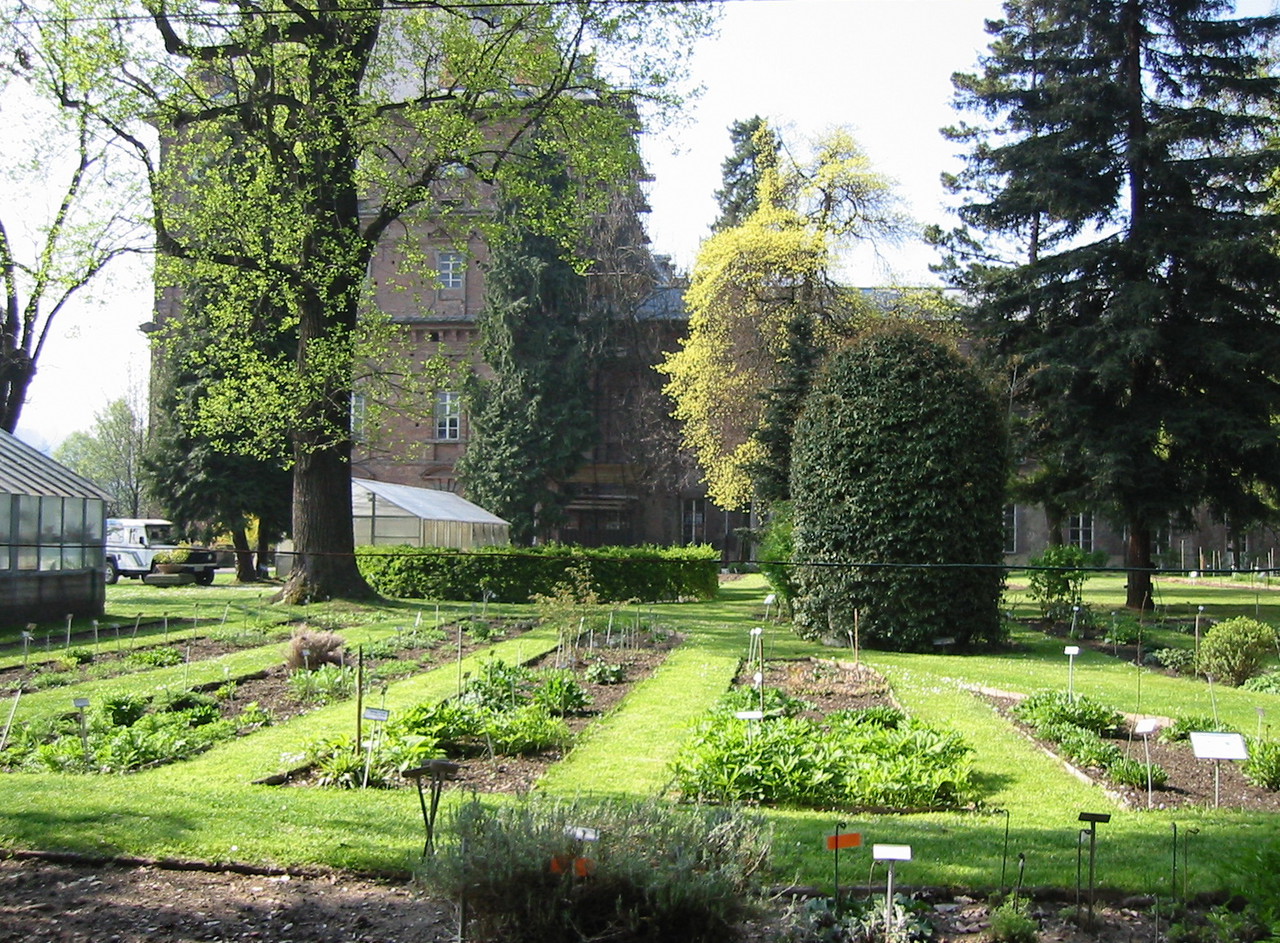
xmin=789 ymin=325 xmax=1008 ymax=651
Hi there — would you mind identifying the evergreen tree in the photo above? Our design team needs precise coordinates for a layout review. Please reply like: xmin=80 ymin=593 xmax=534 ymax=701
xmin=936 ymin=0 xmax=1280 ymax=609
xmin=790 ymin=326 xmax=1008 ymax=651
xmin=711 ymin=116 xmax=779 ymax=232
xmin=458 ymin=187 xmax=598 ymax=546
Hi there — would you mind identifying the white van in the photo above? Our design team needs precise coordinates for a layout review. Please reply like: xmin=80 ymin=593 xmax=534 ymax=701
xmin=104 ymin=518 xmax=219 ymax=585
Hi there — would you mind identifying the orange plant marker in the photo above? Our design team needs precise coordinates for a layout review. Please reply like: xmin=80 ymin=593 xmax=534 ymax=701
xmin=826 ymin=832 xmax=862 ymax=851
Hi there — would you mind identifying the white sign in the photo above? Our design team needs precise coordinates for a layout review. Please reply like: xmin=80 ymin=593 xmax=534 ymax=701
xmin=73 ymin=697 xmax=90 ymax=709
xmin=363 ymin=708 xmax=390 ymax=722
xmin=566 ymin=826 xmax=599 ymax=842
xmin=734 ymin=710 xmax=764 ymax=721
xmin=1190 ymin=731 xmax=1248 ymax=761
xmin=873 ymin=844 xmax=912 ymax=861
xmin=1064 ymin=646 xmax=1080 ymax=656
xmin=1135 ymin=718 xmax=1159 ymax=736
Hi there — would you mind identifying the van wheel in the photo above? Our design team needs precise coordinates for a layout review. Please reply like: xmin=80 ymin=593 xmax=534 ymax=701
xmin=105 ymin=558 xmax=120 ymax=585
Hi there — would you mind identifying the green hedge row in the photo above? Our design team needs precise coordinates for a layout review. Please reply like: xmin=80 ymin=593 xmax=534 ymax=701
xmin=356 ymin=544 xmax=721 ymax=603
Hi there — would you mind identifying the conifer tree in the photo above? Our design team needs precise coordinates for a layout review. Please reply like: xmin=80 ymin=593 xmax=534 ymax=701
xmin=457 ymin=184 xmax=598 ymax=546
xmin=711 ymin=116 xmax=779 ymax=232
xmin=936 ymin=0 xmax=1280 ymax=609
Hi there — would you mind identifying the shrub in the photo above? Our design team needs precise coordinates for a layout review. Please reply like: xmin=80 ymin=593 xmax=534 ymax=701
xmin=1026 ymin=544 xmax=1104 ymax=624
xmin=757 ymin=501 xmax=797 ymax=614
xmin=1243 ymin=739 xmax=1280 ymax=791
xmin=1013 ymin=691 xmax=1123 ymax=736
xmin=286 ymin=627 xmax=346 ymax=671
xmin=418 ymin=796 xmax=769 ymax=943
xmin=1197 ymin=617 xmax=1278 ymax=686
xmin=1109 ymin=757 xmax=1168 ymax=789
xmin=357 ymin=544 xmax=720 ymax=604
xmin=790 ymin=326 xmax=1008 ymax=651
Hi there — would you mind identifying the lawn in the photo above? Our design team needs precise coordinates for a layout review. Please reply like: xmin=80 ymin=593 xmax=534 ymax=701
xmin=2 ymin=571 xmax=1279 ymax=897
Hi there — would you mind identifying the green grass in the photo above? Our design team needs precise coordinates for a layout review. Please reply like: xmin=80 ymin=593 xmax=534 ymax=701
xmin=2 ymin=572 xmax=1280 ymax=895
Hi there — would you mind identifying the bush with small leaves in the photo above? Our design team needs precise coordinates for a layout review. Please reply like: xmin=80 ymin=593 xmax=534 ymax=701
xmin=1197 ymin=617 xmax=1278 ymax=686
xmin=990 ymin=898 xmax=1039 ymax=943
xmin=419 ymin=796 xmax=769 ymax=943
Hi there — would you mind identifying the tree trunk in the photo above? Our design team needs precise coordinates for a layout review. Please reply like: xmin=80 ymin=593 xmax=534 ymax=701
xmin=1125 ymin=520 xmax=1154 ymax=610
xmin=231 ymin=527 xmax=257 ymax=583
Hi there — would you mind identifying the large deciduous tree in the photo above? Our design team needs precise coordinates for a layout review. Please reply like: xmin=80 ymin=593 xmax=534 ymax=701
xmin=20 ymin=0 xmax=713 ymax=601
xmin=660 ymin=123 xmax=906 ymax=510
xmin=790 ymin=326 xmax=1008 ymax=651
xmin=0 ymin=34 xmax=148 ymax=434
xmin=935 ymin=0 xmax=1280 ymax=609
xmin=55 ymin=396 xmax=148 ymax=516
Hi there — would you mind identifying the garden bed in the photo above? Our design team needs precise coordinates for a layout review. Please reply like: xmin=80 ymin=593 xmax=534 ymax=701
xmin=985 ymin=690 xmax=1280 ymax=811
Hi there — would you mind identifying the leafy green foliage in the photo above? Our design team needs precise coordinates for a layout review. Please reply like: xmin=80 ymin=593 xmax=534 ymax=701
xmin=670 ymin=691 xmax=974 ymax=810
xmin=781 ymin=894 xmax=935 ymax=943
xmin=419 ymin=796 xmax=769 ymax=943
xmin=357 ymin=544 xmax=719 ymax=603
xmin=1159 ymin=715 xmax=1237 ymax=744
xmin=1013 ymin=691 xmax=1124 ymax=737
xmin=1151 ymin=647 xmax=1197 ymax=675
xmin=989 ymin=898 xmax=1039 ymax=943
xmin=532 ymin=672 xmax=592 ymax=716
xmin=286 ymin=665 xmax=356 ymax=705
xmin=1108 ymin=757 xmax=1168 ymax=790
xmin=125 ymin=647 xmax=184 ymax=669
xmin=790 ymin=326 xmax=1008 ymax=650
xmin=583 ymin=660 xmax=626 ymax=686
xmin=1026 ymin=545 xmax=1103 ymax=623
xmin=1197 ymin=617 xmax=1278 ymax=686
xmin=1243 ymin=740 xmax=1280 ymax=791
xmin=1243 ymin=672 xmax=1280 ymax=695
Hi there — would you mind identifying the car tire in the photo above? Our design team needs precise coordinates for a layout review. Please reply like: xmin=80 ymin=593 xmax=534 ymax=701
xmin=105 ymin=558 xmax=120 ymax=585
xmin=195 ymin=569 xmax=216 ymax=586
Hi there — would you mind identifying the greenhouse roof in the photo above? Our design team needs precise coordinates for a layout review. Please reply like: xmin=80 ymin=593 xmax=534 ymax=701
xmin=352 ymin=478 xmax=508 ymax=525
xmin=0 ymin=429 xmax=111 ymax=500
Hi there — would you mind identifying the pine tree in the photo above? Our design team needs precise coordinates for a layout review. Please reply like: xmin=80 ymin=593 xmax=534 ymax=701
xmin=937 ymin=0 xmax=1280 ymax=609
xmin=457 ymin=187 xmax=598 ymax=546
xmin=711 ymin=116 xmax=779 ymax=232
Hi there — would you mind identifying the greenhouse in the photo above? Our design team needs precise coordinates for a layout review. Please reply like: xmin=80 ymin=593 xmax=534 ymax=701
xmin=352 ymin=478 xmax=510 ymax=549
xmin=0 ymin=429 xmax=110 ymax=623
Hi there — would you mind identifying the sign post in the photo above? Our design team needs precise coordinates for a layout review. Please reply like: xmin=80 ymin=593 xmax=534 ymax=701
xmin=1190 ymin=731 xmax=1248 ymax=808
xmin=1135 ymin=719 xmax=1160 ymax=809
xmin=873 ymin=844 xmax=911 ymax=932
xmin=1076 ymin=812 xmax=1109 ymax=927
xmin=1064 ymin=646 xmax=1081 ymax=701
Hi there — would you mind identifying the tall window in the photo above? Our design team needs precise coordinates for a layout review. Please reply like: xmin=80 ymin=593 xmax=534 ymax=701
xmin=682 ymin=498 xmax=705 ymax=545
xmin=1003 ymin=504 xmax=1017 ymax=555
xmin=437 ymin=251 xmax=465 ymax=290
xmin=435 ymin=391 xmax=461 ymax=440
xmin=350 ymin=392 xmax=367 ymax=443
xmin=1069 ymin=512 xmax=1094 ymax=552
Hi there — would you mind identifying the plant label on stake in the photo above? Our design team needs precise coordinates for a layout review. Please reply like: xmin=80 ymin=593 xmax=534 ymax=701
xmin=1064 ymin=646 xmax=1080 ymax=701
xmin=1190 ymin=732 xmax=1248 ymax=808
xmin=1135 ymin=718 xmax=1159 ymax=809
xmin=873 ymin=844 xmax=912 ymax=932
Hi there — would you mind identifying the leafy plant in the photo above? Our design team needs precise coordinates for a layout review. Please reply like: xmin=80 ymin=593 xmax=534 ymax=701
xmin=990 ymin=898 xmax=1039 ymax=943
xmin=1013 ymin=691 xmax=1123 ymax=736
xmin=1243 ymin=672 xmax=1280 ymax=694
xmin=532 ymin=671 xmax=591 ymax=716
xmin=1026 ymin=544 xmax=1104 ymax=624
xmin=1109 ymin=757 xmax=1168 ymax=789
xmin=236 ymin=702 xmax=272 ymax=728
xmin=126 ymin=646 xmax=184 ymax=669
xmin=1151 ymin=647 xmax=1196 ymax=675
xmin=463 ymin=657 xmax=537 ymax=711
xmin=98 ymin=692 xmax=149 ymax=727
xmin=286 ymin=664 xmax=356 ymax=705
xmin=583 ymin=660 xmax=625 ymax=685
xmin=1243 ymin=739 xmax=1280 ymax=791
xmin=1159 ymin=715 xmax=1237 ymax=743
xmin=1197 ymin=617 xmax=1278 ymax=686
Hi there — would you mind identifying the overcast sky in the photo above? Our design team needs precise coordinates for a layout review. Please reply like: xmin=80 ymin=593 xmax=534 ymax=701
xmin=14 ymin=0 xmax=1276 ymax=451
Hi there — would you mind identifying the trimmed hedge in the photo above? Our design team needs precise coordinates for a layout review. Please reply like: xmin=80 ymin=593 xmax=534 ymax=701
xmin=356 ymin=543 xmax=720 ymax=603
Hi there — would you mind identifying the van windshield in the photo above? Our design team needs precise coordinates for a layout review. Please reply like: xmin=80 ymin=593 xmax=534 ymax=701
xmin=144 ymin=524 xmax=174 ymax=544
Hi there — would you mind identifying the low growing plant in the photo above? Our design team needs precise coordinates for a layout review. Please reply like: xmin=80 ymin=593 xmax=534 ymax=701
xmin=126 ymin=646 xmax=184 ymax=669
xmin=286 ymin=664 xmax=356 ymax=705
xmin=1150 ymin=647 xmax=1196 ymax=675
xmin=989 ymin=898 xmax=1038 ymax=943
xmin=1242 ymin=672 xmax=1280 ymax=694
xmin=583 ymin=660 xmax=625 ymax=685
xmin=1108 ymin=756 xmax=1168 ymax=789
xmin=1159 ymin=715 xmax=1236 ymax=744
xmin=1243 ymin=738 xmax=1280 ymax=791
xmin=1013 ymin=691 xmax=1123 ymax=736
xmin=419 ymin=796 xmax=769 ymax=943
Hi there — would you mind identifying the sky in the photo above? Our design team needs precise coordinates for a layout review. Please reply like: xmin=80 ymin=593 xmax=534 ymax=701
xmin=13 ymin=0 xmax=1275 ymax=452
